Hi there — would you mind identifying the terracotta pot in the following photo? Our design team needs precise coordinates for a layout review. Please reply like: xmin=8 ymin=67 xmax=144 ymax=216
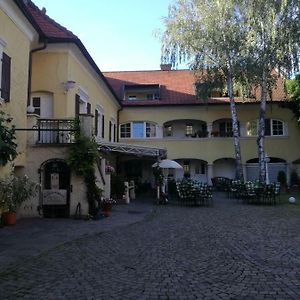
xmin=2 ymin=211 xmax=17 ymax=225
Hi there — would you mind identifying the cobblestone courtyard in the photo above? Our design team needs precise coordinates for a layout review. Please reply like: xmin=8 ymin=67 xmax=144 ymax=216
xmin=0 ymin=193 xmax=299 ymax=299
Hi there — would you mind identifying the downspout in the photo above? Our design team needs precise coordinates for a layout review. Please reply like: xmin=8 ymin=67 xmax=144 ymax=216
xmin=116 ymin=107 xmax=122 ymax=142
xmin=27 ymin=40 xmax=47 ymax=108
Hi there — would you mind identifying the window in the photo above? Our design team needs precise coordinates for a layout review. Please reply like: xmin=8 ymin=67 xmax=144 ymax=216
xmin=109 ymin=118 xmax=116 ymax=142
xmin=120 ymin=123 xmax=131 ymax=138
xmin=186 ymin=124 xmax=193 ymax=135
xmin=95 ymin=106 xmax=104 ymax=139
xmin=147 ymin=93 xmax=160 ymax=100
xmin=120 ymin=121 xmax=158 ymax=139
xmin=164 ymin=124 xmax=173 ymax=137
xmin=271 ymin=119 xmax=284 ymax=136
xmin=219 ymin=121 xmax=233 ymax=136
xmin=128 ymin=95 xmax=137 ymax=101
xmin=32 ymin=97 xmax=41 ymax=115
xmin=247 ymin=119 xmax=285 ymax=136
xmin=183 ymin=161 xmax=190 ymax=175
xmin=195 ymin=162 xmax=206 ymax=175
xmin=146 ymin=122 xmax=156 ymax=137
xmin=133 ymin=122 xmax=144 ymax=138
xmin=246 ymin=120 xmax=257 ymax=136
xmin=0 ymin=38 xmax=10 ymax=102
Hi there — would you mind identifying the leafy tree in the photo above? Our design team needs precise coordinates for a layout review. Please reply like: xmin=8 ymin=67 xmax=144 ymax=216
xmin=284 ymin=75 xmax=300 ymax=123
xmin=160 ymin=0 xmax=248 ymax=180
xmin=243 ymin=0 xmax=300 ymax=182
xmin=0 ymin=111 xmax=17 ymax=167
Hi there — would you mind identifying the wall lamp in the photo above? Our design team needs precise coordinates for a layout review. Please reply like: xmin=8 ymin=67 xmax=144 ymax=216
xmin=63 ymin=80 xmax=76 ymax=92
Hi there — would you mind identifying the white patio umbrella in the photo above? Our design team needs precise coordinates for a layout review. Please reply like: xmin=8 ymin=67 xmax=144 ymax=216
xmin=152 ymin=159 xmax=183 ymax=200
xmin=152 ymin=159 xmax=183 ymax=169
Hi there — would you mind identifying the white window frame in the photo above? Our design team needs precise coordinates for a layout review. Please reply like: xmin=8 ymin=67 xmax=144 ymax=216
xmin=95 ymin=105 xmax=104 ymax=139
xmin=270 ymin=119 xmax=285 ymax=136
xmin=119 ymin=121 xmax=158 ymax=139
xmin=246 ymin=119 xmax=286 ymax=137
xmin=78 ymin=86 xmax=89 ymax=114
xmin=0 ymin=38 xmax=7 ymax=102
xmin=110 ymin=117 xmax=116 ymax=142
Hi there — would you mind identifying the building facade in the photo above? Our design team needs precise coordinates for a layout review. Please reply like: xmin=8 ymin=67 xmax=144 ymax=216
xmin=1 ymin=0 xmax=299 ymax=219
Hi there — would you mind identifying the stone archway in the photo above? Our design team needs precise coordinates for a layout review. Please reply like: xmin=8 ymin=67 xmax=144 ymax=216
xmin=40 ymin=159 xmax=71 ymax=218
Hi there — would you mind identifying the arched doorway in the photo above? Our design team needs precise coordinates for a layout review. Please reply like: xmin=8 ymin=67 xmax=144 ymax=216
xmin=213 ymin=158 xmax=236 ymax=179
xmin=246 ymin=157 xmax=287 ymax=182
xmin=40 ymin=159 xmax=71 ymax=218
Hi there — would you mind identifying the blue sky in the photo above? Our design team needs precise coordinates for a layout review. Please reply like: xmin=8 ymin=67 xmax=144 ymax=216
xmin=32 ymin=0 xmax=179 ymax=71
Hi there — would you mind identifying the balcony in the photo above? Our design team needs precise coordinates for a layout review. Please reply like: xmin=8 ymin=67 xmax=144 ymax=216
xmin=35 ymin=119 xmax=79 ymax=144
xmin=163 ymin=119 xmax=208 ymax=139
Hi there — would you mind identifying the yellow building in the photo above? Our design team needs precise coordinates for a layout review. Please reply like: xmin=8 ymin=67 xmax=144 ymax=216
xmin=2 ymin=1 xmax=299 ymax=219
xmin=0 ymin=0 xmax=39 ymax=177
xmin=104 ymin=66 xmax=300 ymax=186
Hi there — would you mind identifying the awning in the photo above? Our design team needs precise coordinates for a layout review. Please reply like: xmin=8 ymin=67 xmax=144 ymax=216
xmin=98 ymin=141 xmax=167 ymax=158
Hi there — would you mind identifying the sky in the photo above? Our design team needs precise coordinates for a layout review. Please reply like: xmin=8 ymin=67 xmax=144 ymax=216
xmin=32 ymin=0 xmax=181 ymax=72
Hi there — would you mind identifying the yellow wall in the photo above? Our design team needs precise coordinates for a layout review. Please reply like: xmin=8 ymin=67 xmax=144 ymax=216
xmin=0 ymin=8 xmax=34 ymax=174
xmin=66 ymin=52 xmax=120 ymax=140
xmin=31 ymin=52 xmax=68 ymax=118
xmin=119 ymin=104 xmax=300 ymax=164
xmin=31 ymin=47 xmax=120 ymax=142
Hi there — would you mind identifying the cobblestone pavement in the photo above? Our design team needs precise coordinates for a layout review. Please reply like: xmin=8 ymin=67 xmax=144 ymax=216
xmin=0 ymin=193 xmax=300 ymax=299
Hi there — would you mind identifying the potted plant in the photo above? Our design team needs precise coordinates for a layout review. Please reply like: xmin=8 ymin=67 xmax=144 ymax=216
xmin=290 ymin=169 xmax=299 ymax=192
xmin=99 ymin=198 xmax=116 ymax=217
xmin=0 ymin=174 xmax=37 ymax=225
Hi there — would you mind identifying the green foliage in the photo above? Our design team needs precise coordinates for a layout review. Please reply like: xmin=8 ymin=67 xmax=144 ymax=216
xmin=277 ymin=170 xmax=287 ymax=186
xmin=0 ymin=174 xmax=37 ymax=212
xmin=283 ymin=75 xmax=300 ymax=123
xmin=67 ymin=133 xmax=99 ymax=216
xmin=0 ymin=111 xmax=18 ymax=166
xmin=67 ymin=134 xmax=98 ymax=177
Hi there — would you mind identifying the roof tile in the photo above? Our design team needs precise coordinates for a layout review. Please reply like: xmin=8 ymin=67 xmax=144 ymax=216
xmin=104 ymin=70 xmax=287 ymax=106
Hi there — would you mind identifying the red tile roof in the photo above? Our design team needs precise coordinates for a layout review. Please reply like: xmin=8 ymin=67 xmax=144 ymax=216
xmin=104 ymin=70 xmax=287 ymax=106
xmin=22 ymin=0 xmax=78 ymax=40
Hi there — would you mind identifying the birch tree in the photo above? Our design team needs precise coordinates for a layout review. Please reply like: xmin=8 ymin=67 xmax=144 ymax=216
xmin=244 ymin=0 xmax=300 ymax=183
xmin=160 ymin=0 xmax=248 ymax=180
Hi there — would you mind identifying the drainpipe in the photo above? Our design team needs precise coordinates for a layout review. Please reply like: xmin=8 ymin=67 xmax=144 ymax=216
xmin=116 ymin=107 xmax=122 ymax=142
xmin=27 ymin=40 xmax=48 ymax=108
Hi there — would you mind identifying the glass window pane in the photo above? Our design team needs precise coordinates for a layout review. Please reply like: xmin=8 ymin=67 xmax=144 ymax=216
xmin=272 ymin=120 xmax=283 ymax=136
xmin=265 ymin=119 xmax=271 ymax=136
xmin=120 ymin=123 xmax=131 ymax=138
xmin=146 ymin=123 xmax=156 ymax=137
xmin=247 ymin=121 xmax=257 ymax=136
xmin=133 ymin=122 xmax=144 ymax=138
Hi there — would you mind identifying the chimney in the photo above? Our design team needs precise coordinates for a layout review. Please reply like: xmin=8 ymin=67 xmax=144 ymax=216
xmin=160 ymin=64 xmax=172 ymax=71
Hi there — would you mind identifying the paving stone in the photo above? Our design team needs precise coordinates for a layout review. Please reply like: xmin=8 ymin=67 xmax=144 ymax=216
xmin=0 ymin=193 xmax=299 ymax=299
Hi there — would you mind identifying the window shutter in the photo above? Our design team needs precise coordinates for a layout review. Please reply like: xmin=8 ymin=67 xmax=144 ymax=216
xmin=102 ymin=115 xmax=105 ymax=138
xmin=113 ymin=124 xmax=116 ymax=142
xmin=75 ymin=94 xmax=80 ymax=117
xmin=95 ymin=109 xmax=98 ymax=136
xmin=109 ymin=121 xmax=112 ymax=141
xmin=87 ymin=102 xmax=91 ymax=114
xmin=1 ymin=53 xmax=11 ymax=102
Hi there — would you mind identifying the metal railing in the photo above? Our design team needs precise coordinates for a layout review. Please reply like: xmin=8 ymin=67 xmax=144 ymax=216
xmin=36 ymin=119 xmax=79 ymax=144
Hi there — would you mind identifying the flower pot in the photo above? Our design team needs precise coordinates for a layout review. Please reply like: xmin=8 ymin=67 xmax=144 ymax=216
xmin=2 ymin=211 xmax=17 ymax=225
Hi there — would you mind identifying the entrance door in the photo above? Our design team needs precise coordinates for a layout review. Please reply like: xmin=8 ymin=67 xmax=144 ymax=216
xmin=31 ymin=93 xmax=54 ymax=143
xmin=42 ymin=160 xmax=70 ymax=218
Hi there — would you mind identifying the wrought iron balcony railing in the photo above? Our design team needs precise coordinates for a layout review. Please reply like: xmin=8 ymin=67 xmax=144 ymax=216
xmin=36 ymin=119 xmax=79 ymax=144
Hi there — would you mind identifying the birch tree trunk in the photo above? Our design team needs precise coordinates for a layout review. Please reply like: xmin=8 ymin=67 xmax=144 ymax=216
xmin=257 ymin=68 xmax=268 ymax=183
xmin=227 ymin=72 xmax=244 ymax=181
